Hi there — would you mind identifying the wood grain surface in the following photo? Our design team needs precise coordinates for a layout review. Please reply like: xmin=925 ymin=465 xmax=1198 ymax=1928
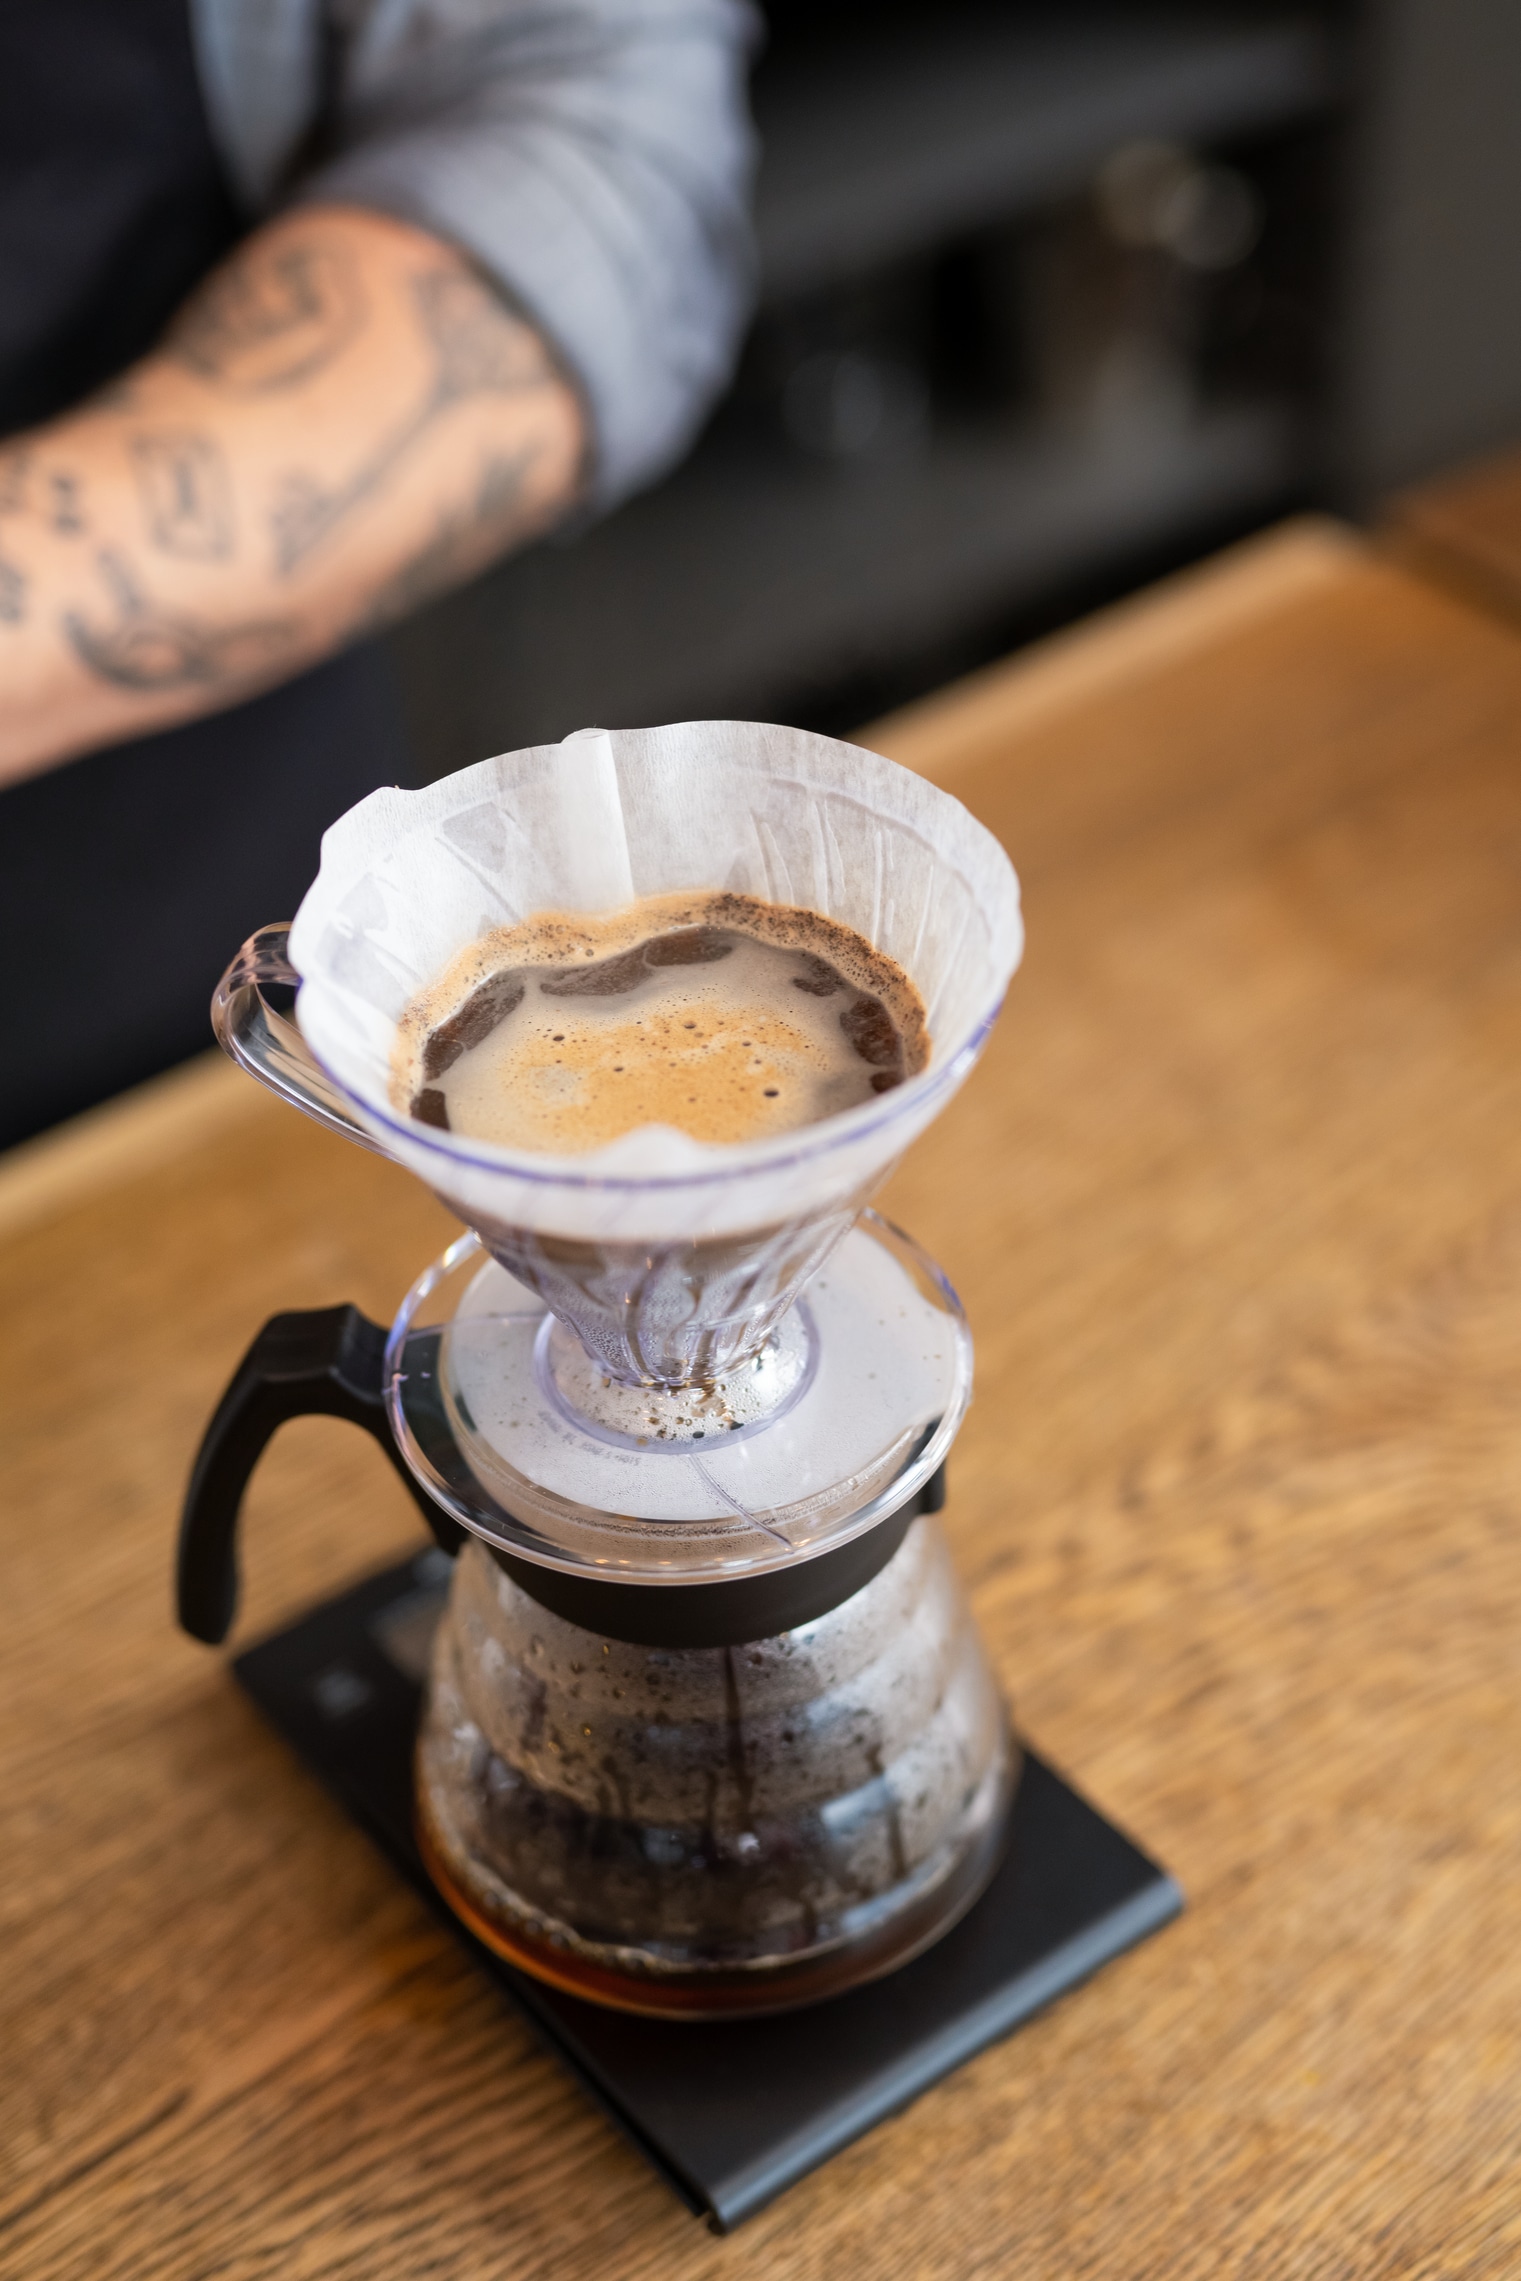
xmin=6 ymin=521 xmax=1521 ymax=2277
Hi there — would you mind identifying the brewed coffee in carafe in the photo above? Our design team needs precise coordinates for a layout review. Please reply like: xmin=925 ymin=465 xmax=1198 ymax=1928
xmin=420 ymin=1513 xmax=1012 ymax=2014
xmin=188 ymin=720 xmax=1025 ymax=2016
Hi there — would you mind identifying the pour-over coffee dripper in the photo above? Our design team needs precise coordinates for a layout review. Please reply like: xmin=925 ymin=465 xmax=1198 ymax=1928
xmin=179 ymin=722 xmax=1024 ymax=2017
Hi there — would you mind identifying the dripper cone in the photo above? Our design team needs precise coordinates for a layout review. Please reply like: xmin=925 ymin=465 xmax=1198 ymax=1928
xmin=239 ymin=722 xmax=1021 ymax=1391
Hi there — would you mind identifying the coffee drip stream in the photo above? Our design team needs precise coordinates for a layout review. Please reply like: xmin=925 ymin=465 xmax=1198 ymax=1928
xmin=179 ymin=722 xmax=1024 ymax=2016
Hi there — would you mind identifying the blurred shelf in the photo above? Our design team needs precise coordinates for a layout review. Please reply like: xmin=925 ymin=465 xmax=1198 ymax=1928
xmin=391 ymin=401 xmax=1303 ymax=774
xmin=387 ymin=2 xmax=1338 ymax=778
xmin=753 ymin=4 xmax=1339 ymax=302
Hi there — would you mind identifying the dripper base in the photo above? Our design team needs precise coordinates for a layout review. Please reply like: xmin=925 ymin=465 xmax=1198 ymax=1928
xmin=532 ymin=1301 xmax=818 ymax=1453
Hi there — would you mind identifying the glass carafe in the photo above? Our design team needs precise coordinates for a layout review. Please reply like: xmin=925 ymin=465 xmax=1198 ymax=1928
xmin=417 ymin=1521 xmax=1015 ymax=2016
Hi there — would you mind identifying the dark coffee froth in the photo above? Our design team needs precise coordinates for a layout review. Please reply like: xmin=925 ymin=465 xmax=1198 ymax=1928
xmin=394 ymin=892 xmax=929 ymax=1153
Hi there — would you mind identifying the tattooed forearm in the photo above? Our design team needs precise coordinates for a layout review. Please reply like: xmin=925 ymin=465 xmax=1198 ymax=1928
xmin=170 ymin=241 xmax=366 ymax=394
xmin=271 ymin=266 xmax=558 ymax=576
xmin=131 ymin=433 xmax=234 ymax=561
xmin=360 ymin=445 xmax=543 ymax=632
xmin=414 ymin=267 xmax=557 ymax=400
xmin=0 ymin=207 xmax=582 ymax=789
xmin=63 ymin=550 xmax=296 ymax=691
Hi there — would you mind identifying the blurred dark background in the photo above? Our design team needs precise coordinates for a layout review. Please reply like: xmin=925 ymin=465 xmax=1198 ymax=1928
xmin=385 ymin=0 xmax=1521 ymax=767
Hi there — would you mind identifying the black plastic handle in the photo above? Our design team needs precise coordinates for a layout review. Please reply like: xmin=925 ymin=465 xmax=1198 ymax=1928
xmin=179 ymin=1303 xmax=951 ymax=1651
xmin=177 ymin=1304 xmax=464 ymax=1644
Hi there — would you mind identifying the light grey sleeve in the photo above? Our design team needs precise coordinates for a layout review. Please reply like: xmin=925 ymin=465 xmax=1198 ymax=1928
xmin=192 ymin=0 xmax=759 ymax=511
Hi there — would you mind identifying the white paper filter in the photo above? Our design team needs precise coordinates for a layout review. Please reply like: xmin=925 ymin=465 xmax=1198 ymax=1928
xmin=288 ymin=722 xmax=1022 ymax=1241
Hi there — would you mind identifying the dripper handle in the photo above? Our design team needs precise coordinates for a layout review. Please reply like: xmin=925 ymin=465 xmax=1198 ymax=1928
xmin=212 ymin=923 xmax=389 ymax=1155
xmin=177 ymin=1304 xmax=464 ymax=1644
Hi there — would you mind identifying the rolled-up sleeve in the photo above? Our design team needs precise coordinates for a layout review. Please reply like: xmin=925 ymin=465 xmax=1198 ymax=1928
xmin=293 ymin=0 xmax=758 ymax=510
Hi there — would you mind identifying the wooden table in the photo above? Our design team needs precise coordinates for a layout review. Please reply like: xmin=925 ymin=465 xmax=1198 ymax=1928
xmin=1387 ymin=441 xmax=1521 ymax=630
xmin=8 ymin=518 xmax=1521 ymax=2277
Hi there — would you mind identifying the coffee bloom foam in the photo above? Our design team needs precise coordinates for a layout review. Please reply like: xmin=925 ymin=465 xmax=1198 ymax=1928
xmin=393 ymin=893 xmax=930 ymax=1154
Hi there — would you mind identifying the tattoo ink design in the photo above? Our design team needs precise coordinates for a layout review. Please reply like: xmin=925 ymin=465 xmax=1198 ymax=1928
xmin=0 ymin=451 xmax=86 ymax=536
xmin=131 ymin=432 xmax=234 ymax=560
xmin=360 ymin=445 xmax=542 ymax=631
xmin=49 ymin=472 xmax=85 ymax=536
xmin=271 ymin=267 xmax=554 ymax=576
xmin=63 ymin=550 xmax=297 ymax=691
xmin=171 ymin=241 xmax=365 ymax=394
xmin=0 ymin=557 xmax=26 ymax=623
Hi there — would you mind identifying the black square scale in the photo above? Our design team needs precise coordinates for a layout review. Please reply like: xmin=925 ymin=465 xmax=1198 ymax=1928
xmin=234 ymin=1547 xmax=1182 ymax=2232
